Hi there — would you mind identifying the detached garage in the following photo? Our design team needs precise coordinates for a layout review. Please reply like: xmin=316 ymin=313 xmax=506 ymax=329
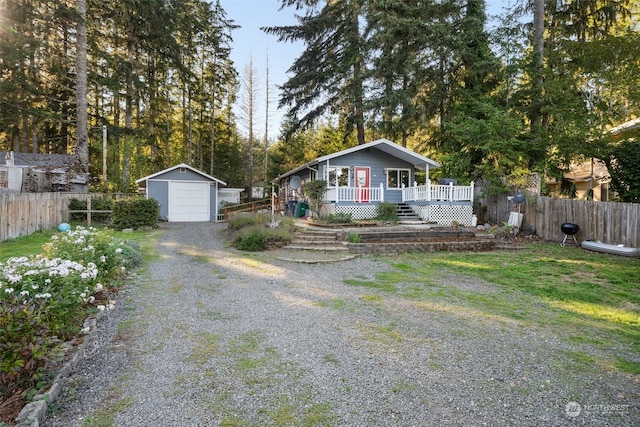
xmin=136 ymin=163 xmax=226 ymax=222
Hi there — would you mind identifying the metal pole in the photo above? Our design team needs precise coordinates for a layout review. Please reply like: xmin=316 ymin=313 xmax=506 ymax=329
xmin=102 ymin=125 xmax=107 ymax=193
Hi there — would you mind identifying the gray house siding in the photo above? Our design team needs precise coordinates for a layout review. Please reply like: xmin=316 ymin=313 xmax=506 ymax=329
xmin=148 ymin=181 xmax=169 ymax=218
xmin=154 ymin=168 xmax=212 ymax=182
xmin=318 ymin=148 xmax=417 ymax=204
xmin=209 ymin=185 xmax=218 ymax=221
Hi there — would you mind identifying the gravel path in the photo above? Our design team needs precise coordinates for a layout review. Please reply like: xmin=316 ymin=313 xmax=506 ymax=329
xmin=44 ymin=222 xmax=639 ymax=426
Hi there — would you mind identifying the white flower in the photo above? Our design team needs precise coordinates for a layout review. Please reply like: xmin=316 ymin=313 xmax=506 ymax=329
xmin=45 ymin=279 xmax=51 ymax=284
xmin=99 ymin=255 xmax=106 ymax=263
xmin=35 ymin=293 xmax=52 ymax=299
xmin=7 ymin=274 xmax=22 ymax=283
xmin=115 ymin=248 xmax=123 ymax=254
xmin=97 ymin=305 xmax=106 ymax=311
xmin=95 ymin=283 xmax=104 ymax=291
xmin=20 ymin=290 xmax=29 ymax=297
xmin=32 ymin=284 xmax=39 ymax=290
xmin=4 ymin=288 xmax=14 ymax=294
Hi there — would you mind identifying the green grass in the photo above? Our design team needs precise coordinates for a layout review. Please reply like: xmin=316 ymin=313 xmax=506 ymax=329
xmin=0 ymin=228 xmax=57 ymax=261
xmin=353 ymin=242 xmax=640 ymax=367
xmin=186 ymin=331 xmax=221 ymax=364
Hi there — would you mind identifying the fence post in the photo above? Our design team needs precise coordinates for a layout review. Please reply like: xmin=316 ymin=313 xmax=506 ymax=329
xmin=87 ymin=196 xmax=92 ymax=226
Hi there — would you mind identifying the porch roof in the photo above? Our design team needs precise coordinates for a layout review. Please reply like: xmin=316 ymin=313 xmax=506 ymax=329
xmin=272 ymin=138 xmax=440 ymax=183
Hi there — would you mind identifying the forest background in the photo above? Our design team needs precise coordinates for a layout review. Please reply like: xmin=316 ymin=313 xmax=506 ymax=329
xmin=0 ymin=0 xmax=638 ymax=201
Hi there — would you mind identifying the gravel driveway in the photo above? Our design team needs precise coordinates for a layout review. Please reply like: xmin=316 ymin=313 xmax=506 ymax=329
xmin=44 ymin=222 xmax=638 ymax=426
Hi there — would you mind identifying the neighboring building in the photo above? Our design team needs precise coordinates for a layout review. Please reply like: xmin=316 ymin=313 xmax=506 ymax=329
xmin=218 ymin=188 xmax=244 ymax=206
xmin=547 ymin=159 xmax=612 ymax=201
xmin=0 ymin=151 xmax=88 ymax=193
xmin=546 ymin=118 xmax=639 ymax=201
xmin=272 ymin=138 xmax=475 ymax=225
xmin=136 ymin=163 xmax=226 ymax=222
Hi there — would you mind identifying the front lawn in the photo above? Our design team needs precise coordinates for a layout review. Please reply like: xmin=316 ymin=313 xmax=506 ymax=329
xmin=357 ymin=242 xmax=640 ymax=373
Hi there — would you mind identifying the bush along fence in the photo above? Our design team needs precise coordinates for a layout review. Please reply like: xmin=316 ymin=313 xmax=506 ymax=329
xmin=0 ymin=226 xmax=143 ymax=424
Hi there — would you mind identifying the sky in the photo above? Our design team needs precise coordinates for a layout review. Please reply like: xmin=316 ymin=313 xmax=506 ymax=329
xmin=219 ymin=0 xmax=511 ymax=140
xmin=219 ymin=1 xmax=303 ymax=140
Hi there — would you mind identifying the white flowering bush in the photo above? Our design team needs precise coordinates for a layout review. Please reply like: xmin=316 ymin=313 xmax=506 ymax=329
xmin=0 ymin=226 xmax=142 ymax=396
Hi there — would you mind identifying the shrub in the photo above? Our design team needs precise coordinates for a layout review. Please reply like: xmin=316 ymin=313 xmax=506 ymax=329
xmin=302 ymin=180 xmax=327 ymax=215
xmin=232 ymin=225 xmax=292 ymax=251
xmin=111 ymin=197 xmax=159 ymax=230
xmin=314 ymin=212 xmax=353 ymax=224
xmin=376 ymin=202 xmax=398 ymax=222
xmin=228 ymin=213 xmax=272 ymax=231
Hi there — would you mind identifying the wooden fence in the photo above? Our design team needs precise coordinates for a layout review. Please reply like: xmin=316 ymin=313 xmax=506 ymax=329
xmin=523 ymin=196 xmax=640 ymax=248
xmin=475 ymin=187 xmax=639 ymax=248
xmin=0 ymin=192 xmax=95 ymax=242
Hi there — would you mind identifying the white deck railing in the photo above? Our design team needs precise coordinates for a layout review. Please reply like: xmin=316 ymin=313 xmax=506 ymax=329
xmin=402 ymin=180 xmax=474 ymax=203
xmin=325 ymin=183 xmax=385 ymax=202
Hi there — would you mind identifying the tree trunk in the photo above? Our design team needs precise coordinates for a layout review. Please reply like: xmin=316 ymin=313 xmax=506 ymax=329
xmin=530 ymin=0 xmax=545 ymax=167
xmin=75 ymin=0 xmax=89 ymax=172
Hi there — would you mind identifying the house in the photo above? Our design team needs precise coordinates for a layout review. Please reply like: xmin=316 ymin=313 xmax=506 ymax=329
xmin=0 ymin=151 xmax=88 ymax=193
xmin=547 ymin=159 xmax=612 ymax=201
xmin=271 ymin=138 xmax=474 ymax=225
xmin=136 ymin=163 xmax=226 ymax=222
xmin=545 ymin=118 xmax=640 ymax=201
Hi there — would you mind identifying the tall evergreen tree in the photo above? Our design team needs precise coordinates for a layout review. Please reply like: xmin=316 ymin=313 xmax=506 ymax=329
xmin=265 ymin=0 xmax=368 ymax=144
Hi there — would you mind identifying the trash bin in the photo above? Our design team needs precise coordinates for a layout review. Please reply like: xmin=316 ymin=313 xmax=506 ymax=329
xmin=295 ymin=201 xmax=308 ymax=217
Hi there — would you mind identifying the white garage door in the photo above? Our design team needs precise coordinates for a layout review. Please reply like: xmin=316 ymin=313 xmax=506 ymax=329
xmin=168 ymin=181 xmax=210 ymax=222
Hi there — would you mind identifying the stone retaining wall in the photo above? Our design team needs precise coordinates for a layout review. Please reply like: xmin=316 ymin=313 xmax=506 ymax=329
xmin=347 ymin=239 xmax=495 ymax=256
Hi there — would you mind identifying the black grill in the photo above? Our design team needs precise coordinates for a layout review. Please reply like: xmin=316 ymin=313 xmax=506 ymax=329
xmin=560 ymin=222 xmax=580 ymax=246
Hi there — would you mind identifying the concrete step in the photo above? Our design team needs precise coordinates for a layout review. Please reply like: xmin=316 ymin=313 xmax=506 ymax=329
xmin=283 ymin=244 xmax=348 ymax=251
xmin=291 ymin=237 xmax=342 ymax=246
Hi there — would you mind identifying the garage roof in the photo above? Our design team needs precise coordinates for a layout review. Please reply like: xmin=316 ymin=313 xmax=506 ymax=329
xmin=136 ymin=163 xmax=227 ymax=186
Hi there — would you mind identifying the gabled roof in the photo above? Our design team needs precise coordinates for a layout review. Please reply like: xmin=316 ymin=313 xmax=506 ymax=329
xmin=272 ymin=138 xmax=440 ymax=182
xmin=1 ymin=151 xmax=79 ymax=168
xmin=136 ymin=163 xmax=227 ymax=186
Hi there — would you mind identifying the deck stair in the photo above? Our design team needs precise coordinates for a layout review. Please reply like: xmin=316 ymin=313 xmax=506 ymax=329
xmin=284 ymin=228 xmax=348 ymax=251
xmin=396 ymin=203 xmax=422 ymax=223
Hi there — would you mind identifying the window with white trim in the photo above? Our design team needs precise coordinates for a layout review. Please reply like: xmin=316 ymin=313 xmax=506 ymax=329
xmin=327 ymin=166 xmax=350 ymax=187
xmin=387 ymin=168 xmax=410 ymax=189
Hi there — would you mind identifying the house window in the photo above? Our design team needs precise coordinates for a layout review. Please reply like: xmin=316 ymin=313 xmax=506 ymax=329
xmin=387 ymin=169 xmax=410 ymax=189
xmin=0 ymin=167 xmax=8 ymax=188
xmin=327 ymin=166 xmax=350 ymax=187
xmin=179 ymin=167 xmax=187 ymax=173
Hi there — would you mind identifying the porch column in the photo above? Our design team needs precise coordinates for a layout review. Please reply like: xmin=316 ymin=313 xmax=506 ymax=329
xmin=470 ymin=181 xmax=475 ymax=203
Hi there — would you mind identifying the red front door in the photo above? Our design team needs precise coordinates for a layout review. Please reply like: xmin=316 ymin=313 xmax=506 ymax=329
xmin=355 ymin=167 xmax=370 ymax=202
